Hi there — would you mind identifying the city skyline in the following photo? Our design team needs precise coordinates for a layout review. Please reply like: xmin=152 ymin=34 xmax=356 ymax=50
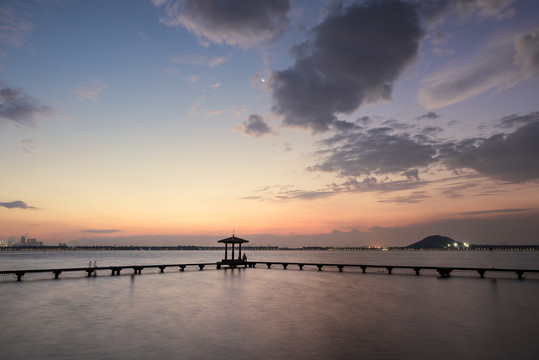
xmin=1 ymin=0 xmax=539 ymax=247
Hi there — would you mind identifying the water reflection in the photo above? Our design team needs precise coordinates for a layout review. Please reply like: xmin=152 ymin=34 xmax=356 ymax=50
xmin=1 ymin=252 xmax=538 ymax=360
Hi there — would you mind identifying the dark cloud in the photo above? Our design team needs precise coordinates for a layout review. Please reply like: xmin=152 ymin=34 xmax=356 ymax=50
xmin=0 ymin=84 xmax=52 ymax=127
xmin=309 ymin=130 xmax=437 ymax=177
xmin=417 ymin=111 xmax=440 ymax=120
xmin=497 ymin=111 xmax=539 ymax=129
xmin=402 ymin=169 xmax=420 ymax=181
xmin=81 ymin=229 xmax=121 ymax=234
xmin=242 ymin=114 xmax=275 ymax=137
xmin=443 ymin=117 xmax=539 ymax=182
xmin=357 ymin=116 xmax=372 ymax=126
xmin=270 ymin=0 xmax=424 ymax=132
xmin=156 ymin=0 xmax=290 ymax=47
xmin=0 ymin=201 xmax=36 ymax=209
xmin=421 ymin=126 xmax=443 ymax=135
xmin=460 ymin=208 xmax=533 ymax=216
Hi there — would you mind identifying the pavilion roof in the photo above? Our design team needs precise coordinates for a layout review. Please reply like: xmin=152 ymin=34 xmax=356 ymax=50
xmin=217 ymin=235 xmax=249 ymax=244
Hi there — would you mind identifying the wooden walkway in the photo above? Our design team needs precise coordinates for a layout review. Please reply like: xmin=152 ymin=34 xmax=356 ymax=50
xmin=0 ymin=263 xmax=217 ymax=282
xmin=245 ymin=261 xmax=539 ymax=279
xmin=1 ymin=261 xmax=538 ymax=282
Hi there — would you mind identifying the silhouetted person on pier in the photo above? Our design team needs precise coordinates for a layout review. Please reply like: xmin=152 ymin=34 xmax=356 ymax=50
xmin=242 ymin=253 xmax=247 ymax=262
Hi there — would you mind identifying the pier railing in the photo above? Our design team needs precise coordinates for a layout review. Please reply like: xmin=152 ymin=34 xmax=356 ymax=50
xmin=1 ymin=261 xmax=538 ymax=282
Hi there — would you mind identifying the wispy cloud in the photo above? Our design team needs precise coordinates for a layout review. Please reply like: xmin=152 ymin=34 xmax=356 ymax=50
xmin=70 ymin=82 xmax=108 ymax=102
xmin=205 ymin=110 xmax=223 ymax=116
xmin=0 ymin=6 xmax=32 ymax=46
xmin=0 ymin=200 xmax=37 ymax=209
xmin=419 ymin=28 xmax=539 ymax=109
xmin=13 ymin=138 xmax=37 ymax=153
xmin=378 ymin=191 xmax=429 ymax=204
xmin=81 ymin=229 xmax=120 ymax=234
xmin=245 ymin=177 xmax=429 ymax=202
xmin=232 ymin=107 xmax=248 ymax=117
xmin=172 ymin=54 xmax=230 ymax=68
xmin=460 ymin=208 xmax=533 ymax=216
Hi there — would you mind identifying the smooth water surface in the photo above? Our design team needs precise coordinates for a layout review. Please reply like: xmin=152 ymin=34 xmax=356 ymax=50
xmin=1 ymin=251 xmax=538 ymax=360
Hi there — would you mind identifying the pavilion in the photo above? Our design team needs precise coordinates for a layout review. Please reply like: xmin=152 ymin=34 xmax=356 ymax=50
xmin=216 ymin=235 xmax=249 ymax=269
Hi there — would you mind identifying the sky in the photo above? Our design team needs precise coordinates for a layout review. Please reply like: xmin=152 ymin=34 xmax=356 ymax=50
xmin=1 ymin=0 xmax=539 ymax=247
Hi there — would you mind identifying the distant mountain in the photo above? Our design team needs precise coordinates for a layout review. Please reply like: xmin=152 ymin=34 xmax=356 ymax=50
xmin=406 ymin=235 xmax=464 ymax=249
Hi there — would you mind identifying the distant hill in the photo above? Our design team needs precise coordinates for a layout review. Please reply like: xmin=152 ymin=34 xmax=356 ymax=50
xmin=406 ymin=235 xmax=464 ymax=249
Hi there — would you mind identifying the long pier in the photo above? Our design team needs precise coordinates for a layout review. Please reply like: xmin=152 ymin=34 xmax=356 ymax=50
xmin=246 ymin=261 xmax=539 ymax=279
xmin=1 ymin=261 xmax=539 ymax=282
xmin=0 ymin=263 xmax=217 ymax=282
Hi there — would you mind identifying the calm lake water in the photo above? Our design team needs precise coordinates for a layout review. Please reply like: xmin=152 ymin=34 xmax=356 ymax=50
xmin=1 ymin=250 xmax=538 ymax=360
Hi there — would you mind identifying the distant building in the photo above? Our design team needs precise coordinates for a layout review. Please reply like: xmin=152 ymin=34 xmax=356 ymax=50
xmin=11 ymin=236 xmax=43 ymax=247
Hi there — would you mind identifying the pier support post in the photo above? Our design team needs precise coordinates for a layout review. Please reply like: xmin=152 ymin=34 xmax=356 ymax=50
xmin=86 ymin=269 xmax=94 ymax=277
xmin=159 ymin=266 xmax=166 ymax=273
xmin=53 ymin=270 xmax=62 ymax=279
xmin=477 ymin=269 xmax=486 ymax=278
xmin=360 ymin=266 xmax=367 ymax=273
xmin=413 ymin=268 xmax=421 ymax=276
xmin=437 ymin=268 xmax=452 ymax=278
xmin=282 ymin=263 xmax=288 ymax=270
xmin=338 ymin=265 xmax=344 ymax=272
xmin=180 ymin=265 xmax=186 ymax=271
xmin=386 ymin=266 xmax=394 ymax=274
xmin=199 ymin=265 xmax=205 ymax=271
xmin=15 ymin=271 xmax=25 ymax=282
xmin=516 ymin=270 xmax=524 ymax=280
xmin=266 ymin=263 xmax=272 ymax=269
xmin=298 ymin=264 xmax=304 ymax=270
xmin=317 ymin=264 xmax=323 ymax=271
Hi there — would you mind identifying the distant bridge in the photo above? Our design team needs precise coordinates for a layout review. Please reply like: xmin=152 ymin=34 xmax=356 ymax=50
xmin=1 ymin=261 xmax=539 ymax=282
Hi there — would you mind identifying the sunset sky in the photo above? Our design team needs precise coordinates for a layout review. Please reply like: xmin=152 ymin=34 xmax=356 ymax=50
xmin=1 ymin=0 xmax=539 ymax=247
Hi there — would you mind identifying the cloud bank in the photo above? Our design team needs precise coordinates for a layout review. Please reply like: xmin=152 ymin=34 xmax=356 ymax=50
xmin=442 ymin=113 xmax=539 ymax=182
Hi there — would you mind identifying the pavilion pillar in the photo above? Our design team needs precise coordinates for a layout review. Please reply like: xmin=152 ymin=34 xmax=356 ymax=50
xmin=239 ymin=243 xmax=242 ymax=259
xmin=224 ymin=243 xmax=228 ymax=260
xmin=231 ymin=243 xmax=235 ymax=260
